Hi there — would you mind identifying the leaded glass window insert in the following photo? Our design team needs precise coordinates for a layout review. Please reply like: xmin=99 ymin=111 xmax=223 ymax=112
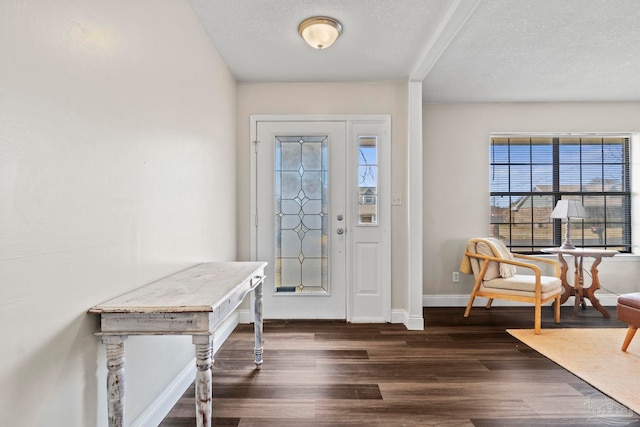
xmin=274 ymin=136 xmax=328 ymax=293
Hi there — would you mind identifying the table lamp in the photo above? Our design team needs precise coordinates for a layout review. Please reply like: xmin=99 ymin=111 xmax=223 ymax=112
xmin=550 ymin=200 xmax=588 ymax=249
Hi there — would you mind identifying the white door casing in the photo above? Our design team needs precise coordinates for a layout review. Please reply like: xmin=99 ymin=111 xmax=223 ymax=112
xmin=250 ymin=116 xmax=390 ymax=322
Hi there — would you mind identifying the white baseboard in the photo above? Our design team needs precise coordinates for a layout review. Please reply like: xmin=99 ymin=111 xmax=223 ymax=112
xmin=237 ymin=308 xmax=252 ymax=324
xmin=131 ymin=310 xmax=242 ymax=427
xmin=212 ymin=311 xmax=241 ymax=354
xmin=422 ymin=295 xmax=471 ymax=307
xmin=390 ymin=309 xmax=424 ymax=330
xmin=422 ymin=293 xmax=621 ymax=308
xmin=390 ymin=309 xmax=407 ymax=324
xmin=350 ymin=316 xmax=387 ymax=323
xmin=131 ymin=357 xmax=196 ymax=427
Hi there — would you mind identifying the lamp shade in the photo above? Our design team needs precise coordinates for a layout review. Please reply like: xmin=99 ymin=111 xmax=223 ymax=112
xmin=550 ymin=200 xmax=588 ymax=219
xmin=298 ymin=17 xmax=342 ymax=49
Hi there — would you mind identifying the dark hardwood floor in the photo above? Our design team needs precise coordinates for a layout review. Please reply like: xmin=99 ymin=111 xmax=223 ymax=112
xmin=160 ymin=306 xmax=640 ymax=426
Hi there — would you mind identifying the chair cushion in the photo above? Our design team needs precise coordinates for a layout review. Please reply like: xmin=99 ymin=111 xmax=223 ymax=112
xmin=482 ymin=274 xmax=562 ymax=294
xmin=466 ymin=239 xmax=516 ymax=281
xmin=473 ymin=242 xmax=501 ymax=281
xmin=487 ymin=238 xmax=517 ymax=278
xmin=479 ymin=283 xmax=562 ymax=300
xmin=618 ymin=293 xmax=640 ymax=310
xmin=618 ymin=293 xmax=640 ymax=327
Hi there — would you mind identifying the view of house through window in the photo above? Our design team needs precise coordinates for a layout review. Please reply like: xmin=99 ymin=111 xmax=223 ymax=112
xmin=490 ymin=135 xmax=631 ymax=253
xmin=358 ymin=136 xmax=378 ymax=224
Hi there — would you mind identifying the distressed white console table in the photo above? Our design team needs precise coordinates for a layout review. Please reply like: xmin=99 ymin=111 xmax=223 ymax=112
xmin=89 ymin=262 xmax=267 ymax=427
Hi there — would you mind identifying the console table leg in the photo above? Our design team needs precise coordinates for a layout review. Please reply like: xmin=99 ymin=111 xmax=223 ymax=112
xmin=103 ymin=335 xmax=127 ymax=427
xmin=193 ymin=335 xmax=213 ymax=427
xmin=254 ymin=280 xmax=264 ymax=368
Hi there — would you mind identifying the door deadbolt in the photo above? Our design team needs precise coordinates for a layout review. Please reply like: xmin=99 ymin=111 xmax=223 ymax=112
xmin=336 ymin=228 xmax=344 ymax=235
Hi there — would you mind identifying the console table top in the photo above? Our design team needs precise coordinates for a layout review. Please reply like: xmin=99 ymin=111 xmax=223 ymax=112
xmin=88 ymin=261 xmax=267 ymax=314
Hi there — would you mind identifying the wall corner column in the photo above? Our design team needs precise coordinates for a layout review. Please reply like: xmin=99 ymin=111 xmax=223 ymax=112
xmin=406 ymin=80 xmax=424 ymax=330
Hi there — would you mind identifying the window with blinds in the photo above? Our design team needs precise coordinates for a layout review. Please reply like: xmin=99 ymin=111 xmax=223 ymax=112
xmin=489 ymin=135 xmax=631 ymax=253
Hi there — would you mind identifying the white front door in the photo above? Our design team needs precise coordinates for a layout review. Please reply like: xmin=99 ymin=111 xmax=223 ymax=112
xmin=251 ymin=116 xmax=391 ymax=322
xmin=254 ymin=120 xmax=347 ymax=319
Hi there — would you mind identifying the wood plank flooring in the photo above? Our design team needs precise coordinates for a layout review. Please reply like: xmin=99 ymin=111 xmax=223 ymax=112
xmin=160 ymin=306 xmax=640 ymax=426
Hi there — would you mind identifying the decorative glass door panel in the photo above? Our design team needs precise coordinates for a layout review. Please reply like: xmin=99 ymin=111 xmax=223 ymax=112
xmin=255 ymin=120 xmax=346 ymax=319
xmin=275 ymin=136 xmax=328 ymax=293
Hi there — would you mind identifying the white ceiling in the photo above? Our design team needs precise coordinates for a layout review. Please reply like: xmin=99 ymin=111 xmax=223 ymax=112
xmin=190 ymin=0 xmax=640 ymax=103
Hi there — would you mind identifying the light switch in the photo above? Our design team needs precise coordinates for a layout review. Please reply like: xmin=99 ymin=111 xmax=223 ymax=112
xmin=392 ymin=193 xmax=402 ymax=206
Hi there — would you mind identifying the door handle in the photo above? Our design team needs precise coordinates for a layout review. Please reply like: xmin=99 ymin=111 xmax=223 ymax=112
xmin=336 ymin=228 xmax=344 ymax=235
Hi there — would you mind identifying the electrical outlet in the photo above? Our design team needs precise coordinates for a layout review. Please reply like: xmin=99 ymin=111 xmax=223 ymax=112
xmin=452 ymin=272 xmax=460 ymax=283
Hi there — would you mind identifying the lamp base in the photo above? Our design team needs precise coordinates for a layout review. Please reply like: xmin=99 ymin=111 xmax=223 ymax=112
xmin=560 ymin=219 xmax=576 ymax=250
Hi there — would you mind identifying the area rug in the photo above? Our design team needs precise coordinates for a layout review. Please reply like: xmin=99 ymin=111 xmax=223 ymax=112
xmin=508 ymin=328 xmax=640 ymax=415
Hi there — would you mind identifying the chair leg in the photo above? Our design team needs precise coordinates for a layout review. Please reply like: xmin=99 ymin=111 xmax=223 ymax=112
xmin=622 ymin=326 xmax=637 ymax=352
xmin=554 ymin=295 xmax=561 ymax=324
xmin=534 ymin=302 xmax=541 ymax=335
xmin=485 ymin=298 xmax=494 ymax=309
xmin=465 ymin=276 xmax=484 ymax=318
xmin=464 ymin=294 xmax=476 ymax=318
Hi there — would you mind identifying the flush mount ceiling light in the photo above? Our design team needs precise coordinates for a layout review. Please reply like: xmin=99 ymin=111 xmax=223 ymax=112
xmin=298 ymin=16 xmax=342 ymax=49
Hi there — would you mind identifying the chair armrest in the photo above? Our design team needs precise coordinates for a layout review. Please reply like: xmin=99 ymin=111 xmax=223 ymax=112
xmin=465 ymin=251 xmax=546 ymax=295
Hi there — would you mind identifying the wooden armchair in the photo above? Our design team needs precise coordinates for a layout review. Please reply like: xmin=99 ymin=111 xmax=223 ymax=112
xmin=460 ymin=238 xmax=563 ymax=334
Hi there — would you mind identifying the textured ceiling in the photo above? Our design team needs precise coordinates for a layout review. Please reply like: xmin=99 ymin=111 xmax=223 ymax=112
xmin=190 ymin=0 xmax=640 ymax=103
xmin=190 ymin=0 xmax=452 ymax=82
xmin=424 ymin=0 xmax=640 ymax=102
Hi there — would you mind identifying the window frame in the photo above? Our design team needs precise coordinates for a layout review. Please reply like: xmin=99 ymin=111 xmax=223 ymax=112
xmin=489 ymin=133 xmax=632 ymax=254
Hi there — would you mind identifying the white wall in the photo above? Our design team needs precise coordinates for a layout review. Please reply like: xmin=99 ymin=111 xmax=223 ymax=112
xmin=236 ymin=82 xmax=410 ymax=312
xmin=0 ymin=1 xmax=237 ymax=425
xmin=423 ymin=102 xmax=640 ymax=303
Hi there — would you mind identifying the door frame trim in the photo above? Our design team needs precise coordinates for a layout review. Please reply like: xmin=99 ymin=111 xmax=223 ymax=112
xmin=249 ymin=115 xmax=391 ymax=322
